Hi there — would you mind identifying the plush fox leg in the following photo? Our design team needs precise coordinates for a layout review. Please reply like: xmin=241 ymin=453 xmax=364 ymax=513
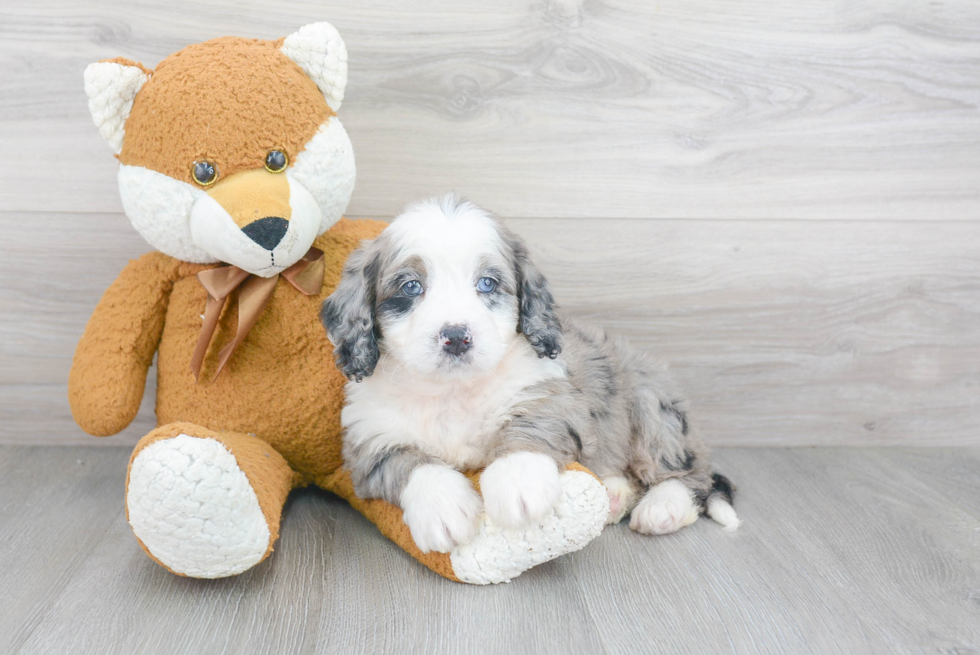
xmin=126 ymin=422 xmax=295 ymax=578
xmin=320 ymin=462 xmax=609 ymax=584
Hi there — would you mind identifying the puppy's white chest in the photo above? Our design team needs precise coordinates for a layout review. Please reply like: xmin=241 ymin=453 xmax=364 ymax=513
xmin=342 ymin=344 xmax=564 ymax=469
xmin=405 ymin=392 xmax=506 ymax=467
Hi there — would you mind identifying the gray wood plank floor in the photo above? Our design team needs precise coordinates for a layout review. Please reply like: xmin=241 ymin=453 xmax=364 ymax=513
xmin=3 ymin=446 xmax=977 ymax=654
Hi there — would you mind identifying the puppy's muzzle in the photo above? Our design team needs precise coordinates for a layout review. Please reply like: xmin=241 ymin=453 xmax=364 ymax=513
xmin=440 ymin=324 xmax=472 ymax=357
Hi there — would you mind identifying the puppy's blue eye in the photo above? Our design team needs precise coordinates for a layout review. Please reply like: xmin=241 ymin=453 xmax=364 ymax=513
xmin=476 ymin=277 xmax=496 ymax=293
xmin=402 ymin=280 xmax=423 ymax=296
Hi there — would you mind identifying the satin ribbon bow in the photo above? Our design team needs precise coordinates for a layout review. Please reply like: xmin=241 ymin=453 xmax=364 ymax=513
xmin=190 ymin=247 xmax=325 ymax=381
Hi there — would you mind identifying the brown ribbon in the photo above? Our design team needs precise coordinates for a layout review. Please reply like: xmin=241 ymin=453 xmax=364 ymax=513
xmin=190 ymin=247 xmax=325 ymax=381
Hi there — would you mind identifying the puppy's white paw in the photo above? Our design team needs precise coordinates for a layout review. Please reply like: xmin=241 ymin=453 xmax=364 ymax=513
xmin=630 ymin=479 xmax=699 ymax=535
xmin=480 ymin=452 xmax=562 ymax=529
xmin=401 ymin=464 xmax=483 ymax=553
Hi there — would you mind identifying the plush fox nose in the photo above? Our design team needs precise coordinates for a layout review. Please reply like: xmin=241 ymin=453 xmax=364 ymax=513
xmin=440 ymin=325 xmax=472 ymax=356
xmin=242 ymin=216 xmax=289 ymax=250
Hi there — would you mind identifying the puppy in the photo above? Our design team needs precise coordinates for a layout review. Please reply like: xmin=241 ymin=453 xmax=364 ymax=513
xmin=321 ymin=195 xmax=740 ymax=553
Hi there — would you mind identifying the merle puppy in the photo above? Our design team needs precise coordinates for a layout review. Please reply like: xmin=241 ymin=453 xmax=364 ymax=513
xmin=321 ymin=195 xmax=739 ymax=553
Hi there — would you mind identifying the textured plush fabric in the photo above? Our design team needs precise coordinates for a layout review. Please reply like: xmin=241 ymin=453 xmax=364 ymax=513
xmin=127 ymin=423 xmax=294 ymax=577
xmin=69 ymin=251 xmax=183 ymax=437
xmin=83 ymin=58 xmax=151 ymax=154
xmin=280 ymin=22 xmax=348 ymax=112
xmin=449 ymin=467 xmax=609 ymax=585
xmin=118 ymin=36 xmax=332 ymax=185
xmin=71 ymin=217 xmax=384 ymax=477
xmin=155 ymin=219 xmax=382 ymax=480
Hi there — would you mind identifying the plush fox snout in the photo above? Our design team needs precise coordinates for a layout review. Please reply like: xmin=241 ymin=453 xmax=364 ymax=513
xmin=207 ymin=169 xmax=293 ymax=250
xmin=189 ymin=168 xmax=321 ymax=277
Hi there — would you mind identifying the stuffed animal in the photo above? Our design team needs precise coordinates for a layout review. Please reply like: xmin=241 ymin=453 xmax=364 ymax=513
xmin=71 ymin=22 xmax=608 ymax=584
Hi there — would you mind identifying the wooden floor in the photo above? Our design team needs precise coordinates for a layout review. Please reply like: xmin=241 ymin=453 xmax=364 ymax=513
xmin=2 ymin=446 xmax=977 ymax=654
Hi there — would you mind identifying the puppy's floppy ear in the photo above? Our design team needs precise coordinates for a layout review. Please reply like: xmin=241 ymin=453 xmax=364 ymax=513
xmin=320 ymin=244 xmax=381 ymax=382
xmin=506 ymin=232 xmax=563 ymax=359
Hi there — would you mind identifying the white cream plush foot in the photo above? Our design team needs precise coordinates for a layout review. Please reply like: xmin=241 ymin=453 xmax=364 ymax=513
xmin=449 ymin=467 xmax=609 ymax=584
xmin=127 ymin=434 xmax=271 ymax=578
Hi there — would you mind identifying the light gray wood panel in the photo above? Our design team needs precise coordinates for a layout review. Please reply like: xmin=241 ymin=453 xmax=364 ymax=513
xmin=0 ymin=210 xmax=155 ymax=446
xmin=1 ymin=0 xmax=979 ymax=219
xmin=3 ymin=213 xmax=977 ymax=447
xmin=4 ymin=446 xmax=978 ymax=654
xmin=519 ymin=217 xmax=980 ymax=447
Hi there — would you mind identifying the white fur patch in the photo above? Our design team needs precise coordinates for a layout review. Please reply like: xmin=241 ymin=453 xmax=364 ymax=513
xmin=281 ymin=22 xmax=348 ymax=112
xmin=288 ymin=118 xmax=356 ymax=234
xmin=629 ymin=479 xmax=699 ymax=535
xmin=84 ymin=61 xmax=148 ymax=154
xmin=118 ymin=165 xmax=215 ymax=263
xmin=127 ymin=435 xmax=270 ymax=578
xmin=480 ymin=452 xmax=562 ymax=529
xmin=400 ymin=464 xmax=483 ymax=553
xmin=707 ymin=496 xmax=742 ymax=531
xmin=342 ymin=339 xmax=564 ymax=470
xmin=450 ymin=469 xmax=608 ymax=584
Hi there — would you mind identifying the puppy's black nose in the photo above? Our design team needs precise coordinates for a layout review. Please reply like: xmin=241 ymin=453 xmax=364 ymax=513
xmin=242 ymin=216 xmax=289 ymax=250
xmin=440 ymin=324 xmax=472 ymax=356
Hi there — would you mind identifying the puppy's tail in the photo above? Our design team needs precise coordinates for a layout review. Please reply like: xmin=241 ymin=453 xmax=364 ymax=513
xmin=704 ymin=472 xmax=741 ymax=531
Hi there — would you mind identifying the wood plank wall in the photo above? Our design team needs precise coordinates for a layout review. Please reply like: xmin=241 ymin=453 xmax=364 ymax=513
xmin=1 ymin=0 xmax=978 ymax=446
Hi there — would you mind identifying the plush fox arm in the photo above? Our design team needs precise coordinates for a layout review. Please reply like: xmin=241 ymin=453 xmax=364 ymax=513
xmin=69 ymin=252 xmax=181 ymax=436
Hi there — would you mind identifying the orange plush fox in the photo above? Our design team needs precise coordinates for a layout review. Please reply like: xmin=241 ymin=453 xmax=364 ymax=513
xmin=71 ymin=22 xmax=608 ymax=583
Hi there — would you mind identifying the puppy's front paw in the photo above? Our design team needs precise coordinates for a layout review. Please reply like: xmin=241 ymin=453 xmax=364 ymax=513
xmin=480 ymin=452 xmax=562 ymax=529
xmin=400 ymin=464 xmax=483 ymax=553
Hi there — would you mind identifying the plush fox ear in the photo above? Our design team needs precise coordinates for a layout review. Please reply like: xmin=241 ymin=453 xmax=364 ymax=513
xmin=84 ymin=58 xmax=150 ymax=154
xmin=281 ymin=22 xmax=348 ymax=113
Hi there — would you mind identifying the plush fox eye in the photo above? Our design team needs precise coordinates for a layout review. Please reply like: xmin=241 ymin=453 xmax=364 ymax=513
xmin=192 ymin=161 xmax=218 ymax=186
xmin=265 ymin=150 xmax=288 ymax=173
xmin=402 ymin=280 xmax=423 ymax=296
xmin=476 ymin=277 xmax=497 ymax=293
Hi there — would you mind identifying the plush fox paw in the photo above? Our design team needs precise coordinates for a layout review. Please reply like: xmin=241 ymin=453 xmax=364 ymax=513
xmin=127 ymin=434 xmax=273 ymax=578
xmin=448 ymin=465 xmax=609 ymax=584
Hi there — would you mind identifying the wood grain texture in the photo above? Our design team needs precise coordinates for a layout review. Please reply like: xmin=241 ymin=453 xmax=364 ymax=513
xmin=1 ymin=1 xmax=978 ymax=446
xmin=523 ymin=218 xmax=980 ymax=447
xmin=1 ymin=0 xmax=978 ymax=218
xmin=3 ymin=213 xmax=977 ymax=447
xmin=2 ymin=446 xmax=977 ymax=654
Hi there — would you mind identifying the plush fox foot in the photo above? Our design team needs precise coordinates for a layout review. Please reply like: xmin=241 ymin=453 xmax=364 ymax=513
xmin=323 ymin=462 xmax=609 ymax=584
xmin=127 ymin=424 xmax=608 ymax=583
xmin=451 ymin=464 xmax=609 ymax=584
xmin=126 ymin=423 xmax=294 ymax=578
